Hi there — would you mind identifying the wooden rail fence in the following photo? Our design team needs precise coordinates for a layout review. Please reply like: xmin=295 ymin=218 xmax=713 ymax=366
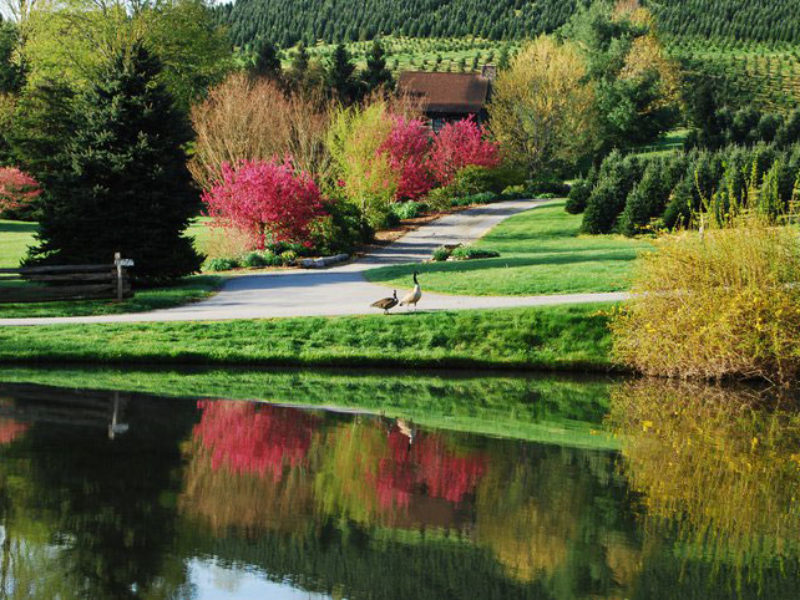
xmin=0 ymin=252 xmax=134 ymax=304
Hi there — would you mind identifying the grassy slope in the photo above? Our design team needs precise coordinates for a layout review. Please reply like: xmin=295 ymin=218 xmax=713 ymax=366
xmin=0 ymin=366 xmax=620 ymax=448
xmin=0 ymin=303 xmax=616 ymax=371
xmin=365 ymin=201 xmax=650 ymax=296
xmin=0 ymin=218 xmax=222 ymax=318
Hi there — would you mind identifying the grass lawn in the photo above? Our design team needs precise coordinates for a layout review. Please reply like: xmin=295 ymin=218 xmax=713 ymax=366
xmin=0 ymin=219 xmax=36 ymax=269
xmin=0 ymin=303 xmax=617 ymax=372
xmin=364 ymin=201 xmax=651 ymax=296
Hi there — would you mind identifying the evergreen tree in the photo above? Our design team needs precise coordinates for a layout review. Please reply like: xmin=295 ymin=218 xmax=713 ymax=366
xmin=326 ymin=43 xmax=361 ymax=103
xmin=251 ymin=39 xmax=282 ymax=81
xmin=288 ymin=42 xmax=309 ymax=89
xmin=361 ymin=39 xmax=394 ymax=92
xmin=27 ymin=42 xmax=203 ymax=282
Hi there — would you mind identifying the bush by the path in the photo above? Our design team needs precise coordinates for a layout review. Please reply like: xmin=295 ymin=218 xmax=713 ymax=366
xmin=612 ymin=216 xmax=800 ymax=383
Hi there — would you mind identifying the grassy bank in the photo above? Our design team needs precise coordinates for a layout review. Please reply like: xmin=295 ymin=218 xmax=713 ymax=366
xmin=0 ymin=366 xmax=619 ymax=448
xmin=0 ymin=304 xmax=616 ymax=371
xmin=364 ymin=201 xmax=650 ymax=296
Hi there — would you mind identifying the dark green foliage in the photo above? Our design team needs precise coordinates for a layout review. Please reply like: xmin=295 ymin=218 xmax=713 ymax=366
xmin=27 ymin=43 xmax=203 ymax=282
xmin=207 ymin=256 xmax=240 ymax=271
xmin=251 ymin=39 xmax=282 ymax=80
xmin=578 ymin=143 xmax=800 ymax=234
xmin=214 ymin=0 xmax=800 ymax=52
xmin=326 ymin=44 xmax=362 ymax=102
xmin=0 ymin=17 xmax=23 ymax=94
xmin=449 ymin=245 xmax=500 ymax=260
xmin=619 ymin=161 xmax=672 ymax=236
xmin=565 ymin=178 xmax=592 ymax=215
xmin=361 ymin=39 xmax=393 ymax=92
xmin=581 ymin=151 xmax=642 ymax=234
xmin=687 ymin=106 xmax=800 ymax=150
xmin=7 ymin=80 xmax=77 ymax=181
xmin=451 ymin=164 xmax=526 ymax=197
xmin=311 ymin=200 xmax=374 ymax=255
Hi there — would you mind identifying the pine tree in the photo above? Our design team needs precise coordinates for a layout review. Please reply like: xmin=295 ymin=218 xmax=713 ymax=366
xmin=27 ymin=42 xmax=202 ymax=282
xmin=326 ymin=43 xmax=361 ymax=103
xmin=361 ymin=39 xmax=394 ymax=92
xmin=251 ymin=39 xmax=282 ymax=81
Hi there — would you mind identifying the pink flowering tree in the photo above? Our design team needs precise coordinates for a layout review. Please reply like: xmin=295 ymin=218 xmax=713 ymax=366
xmin=0 ymin=167 xmax=42 ymax=213
xmin=202 ymin=158 xmax=325 ymax=250
xmin=428 ymin=117 xmax=501 ymax=186
xmin=379 ymin=116 xmax=434 ymax=201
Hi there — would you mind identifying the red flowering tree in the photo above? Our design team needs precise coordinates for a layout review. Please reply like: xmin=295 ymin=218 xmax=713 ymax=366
xmin=428 ymin=117 xmax=501 ymax=186
xmin=202 ymin=158 xmax=325 ymax=250
xmin=0 ymin=167 xmax=42 ymax=213
xmin=379 ymin=116 xmax=434 ymax=201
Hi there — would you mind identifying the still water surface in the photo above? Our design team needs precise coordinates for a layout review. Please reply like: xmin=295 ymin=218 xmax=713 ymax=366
xmin=0 ymin=369 xmax=797 ymax=599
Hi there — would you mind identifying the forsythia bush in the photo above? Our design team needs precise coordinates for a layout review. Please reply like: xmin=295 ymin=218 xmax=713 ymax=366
xmin=203 ymin=158 xmax=325 ymax=250
xmin=611 ymin=215 xmax=800 ymax=383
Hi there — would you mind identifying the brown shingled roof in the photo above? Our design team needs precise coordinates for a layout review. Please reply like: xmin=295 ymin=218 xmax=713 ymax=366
xmin=397 ymin=71 xmax=490 ymax=114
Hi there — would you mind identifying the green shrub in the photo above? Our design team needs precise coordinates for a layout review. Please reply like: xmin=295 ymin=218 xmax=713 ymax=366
xmin=279 ymin=250 xmax=298 ymax=266
xmin=425 ymin=186 xmax=456 ymax=211
xmin=451 ymin=191 xmax=498 ymax=207
xmin=390 ymin=201 xmax=429 ymax=220
xmin=310 ymin=200 xmax=374 ymax=255
xmin=565 ymin=179 xmax=592 ymax=214
xmin=619 ymin=161 xmax=672 ymax=236
xmin=451 ymin=164 xmax=526 ymax=196
xmin=432 ymin=246 xmax=451 ymax=261
xmin=526 ymin=178 xmax=571 ymax=197
xmin=450 ymin=245 xmax=500 ymax=260
xmin=206 ymin=257 xmax=239 ymax=272
xmin=241 ymin=251 xmax=268 ymax=268
xmin=581 ymin=151 xmax=642 ymax=234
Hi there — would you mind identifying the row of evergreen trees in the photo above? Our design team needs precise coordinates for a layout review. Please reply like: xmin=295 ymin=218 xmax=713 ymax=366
xmin=214 ymin=0 xmax=800 ymax=49
xmin=568 ymin=143 xmax=800 ymax=236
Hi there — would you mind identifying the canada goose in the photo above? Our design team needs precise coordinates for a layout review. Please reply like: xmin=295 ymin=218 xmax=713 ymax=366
xmin=371 ymin=290 xmax=398 ymax=314
xmin=399 ymin=271 xmax=422 ymax=310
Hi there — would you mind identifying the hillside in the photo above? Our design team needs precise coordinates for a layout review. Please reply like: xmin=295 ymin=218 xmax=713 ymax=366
xmin=215 ymin=0 xmax=800 ymax=48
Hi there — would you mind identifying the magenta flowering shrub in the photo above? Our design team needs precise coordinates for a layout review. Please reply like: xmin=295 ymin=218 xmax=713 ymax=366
xmin=202 ymin=158 xmax=325 ymax=250
xmin=428 ymin=117 xmax=501 ymax=186
xmin=379 ymin=116 xmax=434 ymax=201
xmin=0 ymin=167 xmax=42 ymax=213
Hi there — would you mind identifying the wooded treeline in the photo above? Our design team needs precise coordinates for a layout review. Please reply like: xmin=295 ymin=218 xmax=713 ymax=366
xmin=214 ymin=0 xmax=800 ymax=48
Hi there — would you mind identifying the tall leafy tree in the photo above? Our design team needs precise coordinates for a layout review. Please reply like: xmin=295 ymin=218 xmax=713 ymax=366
xmin=361 ymin=39 xmax=393 ymax=92
xmin=27 ymin=42 xmax=203 ymax=281
xmin=0 ymin=16 xmax=23 ymax=93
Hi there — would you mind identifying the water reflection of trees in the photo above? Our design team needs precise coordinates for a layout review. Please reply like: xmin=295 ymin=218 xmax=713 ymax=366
xmin=180 ymin=399 xmax=640 ymax=600
xmin=610 ymin=380 xmax=800 ymax=596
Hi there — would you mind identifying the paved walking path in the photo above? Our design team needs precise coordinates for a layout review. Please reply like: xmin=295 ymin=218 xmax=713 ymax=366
xmin=0 ymin=199 xmax=627 ymax=326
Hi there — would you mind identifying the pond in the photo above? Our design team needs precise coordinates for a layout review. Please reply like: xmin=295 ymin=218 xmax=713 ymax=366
xmin=0 ymin=367 xmax=797 ymax=599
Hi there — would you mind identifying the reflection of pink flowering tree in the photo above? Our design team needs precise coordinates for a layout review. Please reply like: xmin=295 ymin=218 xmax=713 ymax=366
xmin=202 ymin=158 xmax=325 ymax=250
xmin=428 ymin=117 xmax=501 ymax=186
xmin=0 ymin=418 xmax=29 ymax=444
xmin=379 ymin=116 xmax=434 ymax=201
xmin=0 ymin=167 xmax=42 ymax=213
xmin=372 ymin=427 xmax=487 ymax=509
xmin=193 ymin=401 xmax=317 ymax=481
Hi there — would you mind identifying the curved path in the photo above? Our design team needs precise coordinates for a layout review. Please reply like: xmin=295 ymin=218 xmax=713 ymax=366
xmin=0 ymin=199 xmax=626 ymax=326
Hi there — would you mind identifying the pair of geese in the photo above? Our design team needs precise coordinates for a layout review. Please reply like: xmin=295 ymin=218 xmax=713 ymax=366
xmin=371 ymin=271 xmax=421 ymax=314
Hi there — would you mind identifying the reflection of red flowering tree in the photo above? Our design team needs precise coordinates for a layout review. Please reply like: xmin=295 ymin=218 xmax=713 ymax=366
xmin=193 ymin=401 xmax=317 ymax=481
xmin=0 ymin=418 xmax=29 ymax=444
xmin=373 ymin=427 xmax=487 ymax=509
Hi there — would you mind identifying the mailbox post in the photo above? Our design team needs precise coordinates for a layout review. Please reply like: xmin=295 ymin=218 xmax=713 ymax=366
xmin=114 ymin=252 xmax=135 ymax=302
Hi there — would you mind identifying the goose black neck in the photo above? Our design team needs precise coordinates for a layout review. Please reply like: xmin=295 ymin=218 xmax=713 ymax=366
xmin=413 ymin=273 xmax=418 ymax=285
